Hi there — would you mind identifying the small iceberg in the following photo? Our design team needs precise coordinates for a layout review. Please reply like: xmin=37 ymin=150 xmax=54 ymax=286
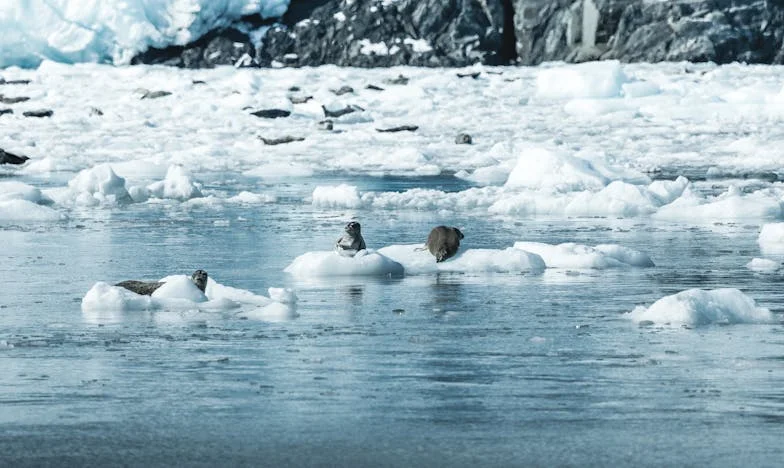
xmin=627 ymin=288 xmax=774 ymax=327
xmin=513 ymin=241 xmax=654 ymax=269
xmin=377 ymin=245 xmax=545 ymax=275
xmin=284 ymin=250 xmax=405 ymax=278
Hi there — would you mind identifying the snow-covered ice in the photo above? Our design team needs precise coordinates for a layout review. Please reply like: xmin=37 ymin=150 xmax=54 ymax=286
xmin=627 ymin=288 xmax=774 ymax=327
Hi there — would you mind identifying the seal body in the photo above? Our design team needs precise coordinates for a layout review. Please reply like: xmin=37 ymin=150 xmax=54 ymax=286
xmin=116 ymin=270 xmax=208 ymax=296
xmin=426 ymin=226 xmax=464 ymax=262
xmin=335 ymin=221 xmax=366 ymax=257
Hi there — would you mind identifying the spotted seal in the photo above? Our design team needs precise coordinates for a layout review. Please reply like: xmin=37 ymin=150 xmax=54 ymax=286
xmin=335 ymin=221 xmax=366 ymax=257
xmin=424 ymin=226 xmax=464 ymax=262
xmin=116 ymin=269 xmax=208 ymax=296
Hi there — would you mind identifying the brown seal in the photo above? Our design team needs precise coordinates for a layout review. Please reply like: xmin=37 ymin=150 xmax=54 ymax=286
xmin=425 ymin=226 xmax=464 ymax=262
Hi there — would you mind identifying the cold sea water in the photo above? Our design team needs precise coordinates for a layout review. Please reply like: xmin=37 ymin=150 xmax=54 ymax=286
xmin=1 ymin=172 xmax=783 ymax=467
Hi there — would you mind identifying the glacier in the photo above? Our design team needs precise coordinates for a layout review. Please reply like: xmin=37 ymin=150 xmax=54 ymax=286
xmin=0 ymin=0 xmax=290 ymax=68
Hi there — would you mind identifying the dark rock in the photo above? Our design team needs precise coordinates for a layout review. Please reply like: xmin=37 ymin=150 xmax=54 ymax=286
xmin=376 ymin=125 xmax=419 ymax=133
xmin=366 ymin=84 xmax=385 ymax=91
xmin=259 ymin=135 xmax=306 ymax=145
xmin=318 ymin=120 xmax=334 ymax=131
xmin=322 ymin=104 xmax=364 ymax=118
xmin=0 ymin=109 xmax=12 ymax=116
xmin=192 ymin=80 xmax=207 ymax=85
xmin=132 ymin=28 xmax=256 ymax=68
xmin=456 ymin=71 xmax=481 ymax=79
xmin=0 ymin=149 xmax=29 ymax=165
xmin=89 ymin=107 xmax=104 ymax=116
xmin=385 ymin=74 xmax=410 ymax=85
xmin=23 ymin=109 xmax=53 ymax=118
xmin=251 ymin=109 xmax=291 ymax=118
xmin=288 ymin=86 xmax=301 ymax=92
xmin=455 ymin=133 xmax=473 ymax=144
xmin=0 ymin=95 xmax=30 ymax=104
xmin=331 ymin=85 xmax=354 ymax=95
xmin=289 ymin=95 xmax=313 ymax=104
xmin=258 ymin=0 xmax=513 ymax=67
xmin=141 ymin=90 xmax=172 ymax=99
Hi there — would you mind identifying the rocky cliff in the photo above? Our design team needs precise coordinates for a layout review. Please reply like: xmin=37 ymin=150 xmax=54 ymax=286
xmin=134 ymin=0 xmax=784 ymax=67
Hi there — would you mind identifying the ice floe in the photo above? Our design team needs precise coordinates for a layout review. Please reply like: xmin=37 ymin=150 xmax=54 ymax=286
xmin=758 ymin=223 xmax=784 ymax=254
xmin=627 ymin=288 xmax=774 ymax=327
xmin=284 ymin=250 xmax=405 ymax=278
xmin=512 ymin=242 xmax=654 ymax=269
xmin=378 ymin=245 xmax=546 ymax=275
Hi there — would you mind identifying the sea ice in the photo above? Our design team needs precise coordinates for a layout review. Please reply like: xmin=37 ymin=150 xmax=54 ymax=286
xmin=535 ymin=61 xmax=629 ymax=100
xmin=746 ymin=258 xmax=780 ymax=272
xmin=512 ymin=242 xmax=654 ymax=269
xmin=758 ymin=223 xmax=784 ymax=254
xmin=377 ymin=245 xmax=546 ymax=275
xmin=627 ymin=288 xmax=774 ymax=326
xmin=284 ymin=250 xmax=405 ymax=278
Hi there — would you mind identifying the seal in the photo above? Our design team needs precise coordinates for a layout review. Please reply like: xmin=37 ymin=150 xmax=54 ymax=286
xmin=424 ymin=226 xmax=464 ymax=262
xmin=116 ymin=269 xmax=208 ymax=296
xmin=335 ymin=221 xmax=366 ymax=257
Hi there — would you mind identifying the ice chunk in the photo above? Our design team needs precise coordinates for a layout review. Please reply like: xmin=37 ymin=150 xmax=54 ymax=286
xmin=82 ymin=282 xmax=157 ymax=312
xmin=758 ymin=223 xmax=784 ymax=254
xmin=746 ymin=258 xmax=779 ymax=272
xmin=312 ymin=184 xmax=362 ymax=208
xmin=536 ymin=61 xmax=629 ymax=100
xmin=627 ymin=288 xmax=774 ymax=326
xmin=152 ymin=275 xmax=208 ymax=302
xmin=504 ymin=148 xmax=608 ymax=192
xmin=284 ymin=250 xmax=405 ymax=278
xmin=0 ymin=199 xmax=66 ymax=221
xmin=513 ymin=242 xmax=654 ymax=269
xmin=655 ymin=186 xmax=782 ymax=221
xmin=377 ymin=245 xmax=545 ymax=275
xmin=0 ymin=181 xmax=51 ymax=204
xmin=59 ymin=164 xmax=133 ymax=206
xmin=146 ymin=165 xmax=203 ymax=201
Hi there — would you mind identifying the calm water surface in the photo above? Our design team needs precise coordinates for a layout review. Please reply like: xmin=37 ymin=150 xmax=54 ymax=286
xmin=1 ymin=175 xmax=783 ymax=467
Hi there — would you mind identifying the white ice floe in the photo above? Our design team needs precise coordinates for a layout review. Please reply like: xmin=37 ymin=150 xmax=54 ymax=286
xmin=513 ymin=242 xmax=654 ymax=269
xmin=0 ymin=0 xmax=290 ymax=67
xmin=0 ymin=199 xmax=66 ymax=221
xmin=654 ymin=185 xmax=782 ymax=221
xmin=53 ymin=164 xmax=133 ymax=207
xmin=746 ymin=258 xmax=780 ymax=273
xmin=627 ymin=288 xmax=774 ymax=327
xmin=312 ymin=184 xmax=362 ymax=208
xmin=284 ymin=250 xmax=405 ymax=278
xmin=227 ymin=191 xmax=277 ymax=204
xmin=81 ymin=274 xmax=294 ymax=317
xmin=145 ymin=165 xmax=203 ymax=201
xmin=535 ymin=61 xmax=629 ymax=100
xmin=377 ymin=245 xmax=546 ymax=275
xmin=758 ymin=223 xmax=784 ymax=254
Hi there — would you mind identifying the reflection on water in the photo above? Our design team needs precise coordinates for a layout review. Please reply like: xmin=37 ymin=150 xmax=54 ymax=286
xmin=1 ymin=191 xmax=783 ymax=466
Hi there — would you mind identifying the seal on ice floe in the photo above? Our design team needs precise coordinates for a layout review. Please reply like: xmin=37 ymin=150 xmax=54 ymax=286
xmin=424 ymin=226 xmax=464 ymax=262
xmin=335 ymin=221 xmax=366 ymax=257
xmin=116 ymin=270 xmax=208 ymax=296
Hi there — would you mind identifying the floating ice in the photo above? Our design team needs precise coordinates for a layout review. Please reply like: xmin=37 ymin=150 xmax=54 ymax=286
xmin=746 ymin=258 xmax=780 ymax=273
xmin=81 ymin=274 xmax=291 ymax=315
xmin=227 ymin=191 xmax=277 ymax=204
xmin=504 ymin=148 xmax=609 ymax=192
xmin=377 ymin=244 xmax=545 ymax=275
xmin=0 ymin=199 xmax=66 ymax=221
xmin=535 ymin=61 xmax=629 ymax=100
xmin=146 ymin=165 xmax=203 ymax=201
xmin=654 ymin=185 xmax=782 ymax=221
xmin=312 ymin=184 xmax=362 ymax=209
xmin=284 ymin=250 xmax=405 ymax=278
xmin=0 ymin=0 xmax=291 ymax=67
xmin=54 ymin=164 xmax=133 ymax=207
xmin=758 ymin=223 xmax=784 ymax=254
xmin=627 ymin=288 xmax=774 ymax=326
xmin=513 ymin=242 xmax=654 ymax=269
xmin=0 ymin=181 xmax=52 ymax=204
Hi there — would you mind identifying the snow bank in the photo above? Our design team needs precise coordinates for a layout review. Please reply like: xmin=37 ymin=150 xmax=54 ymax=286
xmin=284 ymin=250 xmax=405 ymax=278
xmin=377 ymin=245 xmax=545 ymax=275
xmin=628 ymin=288 xmax=774 ymax=326
xmin=535 ymin=61 xmax=629 ymax=99
xmin=512 ymin=242 xmax=654 ymax=269
xmin=758 ymin=223 xmax=784 ymax=254
xmin=0 ymin=0 xmax=290 ymax=68
xmin=81 ymin=274 xmax=293 ymax=316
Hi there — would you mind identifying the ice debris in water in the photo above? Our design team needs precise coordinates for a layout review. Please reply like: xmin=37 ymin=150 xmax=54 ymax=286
xmin=746 ymin=258 xmax=780 ymax=273
xmin=512 ymin=242 xmax=654 ymax=269
xmin=627 ymin=288 xmax=774 ymax=327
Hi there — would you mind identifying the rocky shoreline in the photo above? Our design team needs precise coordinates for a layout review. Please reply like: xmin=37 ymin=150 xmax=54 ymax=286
xmin=133 ymin=0 xmax=784 ymax=68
